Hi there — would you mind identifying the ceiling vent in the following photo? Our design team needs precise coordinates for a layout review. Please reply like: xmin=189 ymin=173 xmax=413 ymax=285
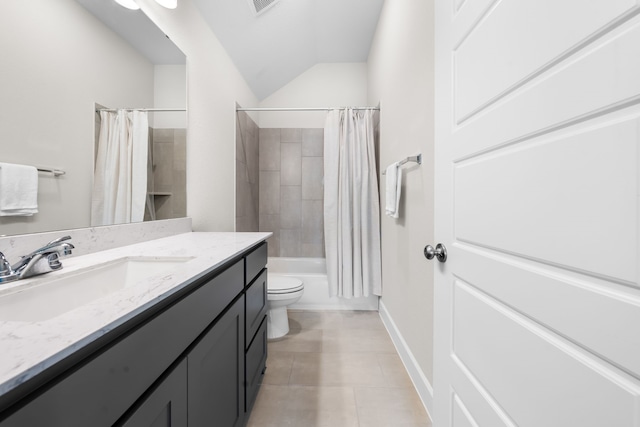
xmin=248 ymin=0 xmax=279 ymax=16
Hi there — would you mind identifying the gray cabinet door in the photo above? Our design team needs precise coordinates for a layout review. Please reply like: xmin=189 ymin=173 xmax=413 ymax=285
xmin=188 ymin=296 xmax=245 ymax=427
xmin=119 ymin=360 xmax=187 ymax=427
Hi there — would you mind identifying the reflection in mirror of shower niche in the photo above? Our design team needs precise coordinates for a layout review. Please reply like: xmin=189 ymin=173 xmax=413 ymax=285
xmin=144 ymin=128 xmax=187 ymax=222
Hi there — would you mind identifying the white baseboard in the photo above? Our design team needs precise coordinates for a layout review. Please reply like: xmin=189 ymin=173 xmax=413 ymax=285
xmin=378 ymin=301 xmax=434 ymax=419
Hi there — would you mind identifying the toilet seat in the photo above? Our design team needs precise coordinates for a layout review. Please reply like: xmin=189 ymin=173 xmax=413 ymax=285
xmin=268 ymin=274 xmax=304 ymax=294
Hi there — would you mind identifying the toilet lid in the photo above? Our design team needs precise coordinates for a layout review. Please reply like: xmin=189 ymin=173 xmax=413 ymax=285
xmin=268 ymin=275 xmax=304 ymax=294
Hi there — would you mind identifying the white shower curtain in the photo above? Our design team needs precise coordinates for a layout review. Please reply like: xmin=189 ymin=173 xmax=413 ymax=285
xmin=91 ymin=110 xmax=148 ymax=226
xmin=324 ymin=109 xmax=382 ymax=298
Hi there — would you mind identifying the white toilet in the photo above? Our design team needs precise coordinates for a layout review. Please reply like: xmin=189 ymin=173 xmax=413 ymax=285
xmin=267 ymin=274 xmax=304 ymax=339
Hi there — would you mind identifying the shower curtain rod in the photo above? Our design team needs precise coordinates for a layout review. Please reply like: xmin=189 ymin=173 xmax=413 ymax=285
xmin=95 ymin=108 xmax=186 ymax=112
xmin=236 ymin=106 xmax=380 ymax=112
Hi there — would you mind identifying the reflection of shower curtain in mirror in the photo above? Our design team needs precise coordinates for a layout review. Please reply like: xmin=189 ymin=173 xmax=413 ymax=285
xmin=91 ymin=110 xmax=148 ymax=226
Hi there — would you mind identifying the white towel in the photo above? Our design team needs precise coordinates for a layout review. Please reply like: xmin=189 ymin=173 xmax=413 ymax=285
xmin=385 ymin=162 xmax=402 ymax=218
xmin=0 ymin=163 xmax=38 ymax=216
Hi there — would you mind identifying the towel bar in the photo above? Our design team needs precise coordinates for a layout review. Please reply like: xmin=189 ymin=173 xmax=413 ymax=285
xmin=382 ymin=154 xmax=422 ymax=174
xmin=37 ymin=167 xmax=65 ymax=177
xmin=0 ymin=164 xmax=65 ymax=177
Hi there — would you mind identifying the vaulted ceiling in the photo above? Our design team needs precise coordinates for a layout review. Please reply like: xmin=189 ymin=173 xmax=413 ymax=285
xmin=76 ymin=0 xmax=186 ymax=64
xmin=192 ymin=0 xmax=385 ymax=100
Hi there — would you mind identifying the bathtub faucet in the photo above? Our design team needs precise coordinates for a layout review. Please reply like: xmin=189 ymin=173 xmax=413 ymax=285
xmin=0 ymin=236 xmax=74 ymax=284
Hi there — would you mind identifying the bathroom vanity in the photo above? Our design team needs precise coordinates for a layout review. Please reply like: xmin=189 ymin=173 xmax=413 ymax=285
xmin=0 ymin=232 xmax=269 ymax=427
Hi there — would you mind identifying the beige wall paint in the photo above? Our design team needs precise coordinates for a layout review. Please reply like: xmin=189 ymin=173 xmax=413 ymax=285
xmin=138 ymin=0 xmax=259 ymax=232
xmin=0 ymin=0 xmax=154 ymax=236
xmin=368 ymin=0 xmax=435 ymax=383
xmin=258 ymin=63 xmax=369 ymax=129
xmin=153 ymin=65 xmax=187 ymax=129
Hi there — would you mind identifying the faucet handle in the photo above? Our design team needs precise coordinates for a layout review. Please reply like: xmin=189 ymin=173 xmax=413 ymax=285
xmin=47 ymin=235 xmax=72 ymax=245
xmin=0 ymin=252 xmax=18 ymax=283
xmin=0 ymin=252 xmax=12 ymax=274
xmin=23 ymin=235 xmax=73 ymax=260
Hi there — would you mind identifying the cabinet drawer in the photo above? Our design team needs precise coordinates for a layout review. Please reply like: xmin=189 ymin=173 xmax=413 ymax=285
xmin=245 ymin=270 xmax=267 ymax=348
xmin=245 ymin=316 xmax=267 ymax=413
xmin=245 ymin=242 xmax=267 ymax=286
xmin=1 ymin=260 xmax=244 ymax=427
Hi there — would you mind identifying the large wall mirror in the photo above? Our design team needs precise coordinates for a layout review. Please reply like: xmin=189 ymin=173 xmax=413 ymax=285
xmin=0 ymin=0 xmax=186 ymax=237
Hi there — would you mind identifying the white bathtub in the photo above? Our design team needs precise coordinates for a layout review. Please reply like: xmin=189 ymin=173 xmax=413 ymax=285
xmin=267 ymin=257 xmax=378 ymax=311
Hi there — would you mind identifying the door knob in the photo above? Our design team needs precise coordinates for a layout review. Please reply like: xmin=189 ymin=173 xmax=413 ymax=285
xmin=424 ymin=243 xmax=447 ymax=263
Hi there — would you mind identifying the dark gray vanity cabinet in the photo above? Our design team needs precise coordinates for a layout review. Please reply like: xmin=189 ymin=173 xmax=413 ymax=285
xmin=0 ymin=241 xmax=268 ymax=427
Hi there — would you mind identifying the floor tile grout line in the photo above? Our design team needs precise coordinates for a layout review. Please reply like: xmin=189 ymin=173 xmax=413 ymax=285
xmin=286 ymin=352 xmax=295 ymax=385
xmin=352 ymin=385 xmax=362 ymax=427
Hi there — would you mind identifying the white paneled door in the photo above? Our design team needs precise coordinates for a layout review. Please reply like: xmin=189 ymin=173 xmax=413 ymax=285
xmin=433 ymin=0 xmax=640 ymax=426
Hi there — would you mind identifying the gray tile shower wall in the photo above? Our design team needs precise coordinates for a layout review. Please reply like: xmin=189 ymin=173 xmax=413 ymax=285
xmin=259 ymin=128 xmax=325 ymax=258
xmin=151 ymin=128 xmax=187 ymax=220
xmin=235 ymin=111 xmax=260 ymax=232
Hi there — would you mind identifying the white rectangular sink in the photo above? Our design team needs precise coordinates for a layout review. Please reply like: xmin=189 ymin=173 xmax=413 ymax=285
xmin=0 ymin=256 xmax=194 ymax=322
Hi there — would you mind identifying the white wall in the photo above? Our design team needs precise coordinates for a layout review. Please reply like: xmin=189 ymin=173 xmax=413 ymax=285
xmin=368 ymin=0 xmax=435 ymax=390
xmin=137 ymin=0 xmax=259 ymax=232
xmin=258 ymin=63 xmax=368 ymax=128
xmin=153 ymin=65 xmax=187 ymax=129
xmin=0 ymin=0 xmax=154 ymax=236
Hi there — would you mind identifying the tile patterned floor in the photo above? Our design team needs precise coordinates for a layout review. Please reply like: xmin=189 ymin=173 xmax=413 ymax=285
xmin=247 ymin=310 xmax=432 ymax=427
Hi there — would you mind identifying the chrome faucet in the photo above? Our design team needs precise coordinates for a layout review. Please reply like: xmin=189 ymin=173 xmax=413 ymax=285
xmin=0 ymin=236 xmax=75 ymax=283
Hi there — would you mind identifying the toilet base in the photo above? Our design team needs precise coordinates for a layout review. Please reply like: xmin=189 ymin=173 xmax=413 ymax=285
xmin=267 ymin=306 xmax=290 ymax=340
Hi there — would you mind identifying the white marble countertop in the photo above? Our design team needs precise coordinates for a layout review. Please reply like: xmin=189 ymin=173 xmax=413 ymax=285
xmin=0 ymin=232 xmax=270 ymax=397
